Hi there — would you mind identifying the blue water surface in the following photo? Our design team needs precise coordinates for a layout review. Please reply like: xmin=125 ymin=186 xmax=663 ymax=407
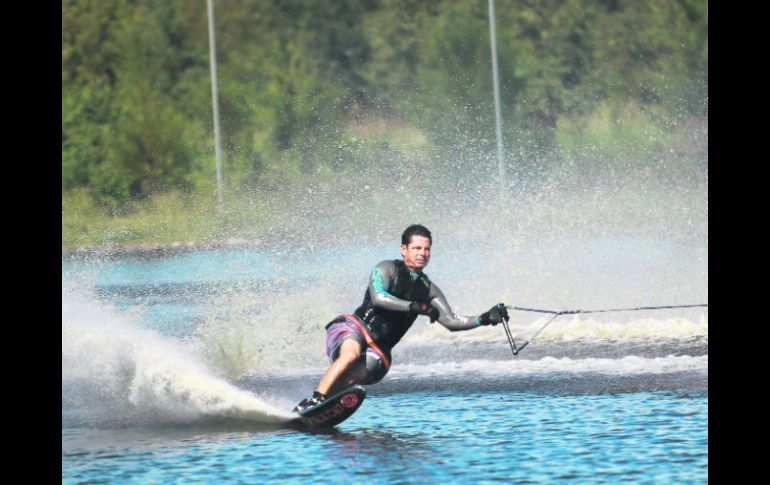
xmin=62 ymin=390 xmax=707 ymax=484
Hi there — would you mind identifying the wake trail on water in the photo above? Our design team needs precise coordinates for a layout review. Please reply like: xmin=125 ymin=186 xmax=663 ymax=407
xmin=390 ymin=354 xmax=708 ymax=378
xmin=402 ymin=314 xmax=708 ymax=345
xmin=62 ymin=283 xmax=297 ymax=427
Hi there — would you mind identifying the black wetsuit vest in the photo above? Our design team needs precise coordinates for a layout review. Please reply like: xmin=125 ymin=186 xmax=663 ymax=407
xmin=353 ymin=259 xmax=432 ymax=352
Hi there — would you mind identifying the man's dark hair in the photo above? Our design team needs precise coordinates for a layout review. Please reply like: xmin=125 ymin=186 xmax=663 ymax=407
xmin=402 ymin=224 xmax=432 ymax=245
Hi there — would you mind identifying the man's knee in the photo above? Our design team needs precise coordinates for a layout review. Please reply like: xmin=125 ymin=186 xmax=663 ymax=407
xmin=364 ymin=353 xmax=389 ymax=384
xmin=337 ymin=339 xmax=362 ymax=364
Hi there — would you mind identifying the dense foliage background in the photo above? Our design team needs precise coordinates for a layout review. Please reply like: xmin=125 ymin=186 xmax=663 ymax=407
xmin=62 ymin=0 xmax=707 ymax=246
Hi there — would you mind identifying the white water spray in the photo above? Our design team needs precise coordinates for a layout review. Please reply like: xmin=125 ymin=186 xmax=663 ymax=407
xmin=62 ymin=281 xmax=296 ymax=426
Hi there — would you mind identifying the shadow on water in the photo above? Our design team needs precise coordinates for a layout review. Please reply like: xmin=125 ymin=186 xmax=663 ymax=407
xmin=302 ymin=427 xmax=445 ymax=479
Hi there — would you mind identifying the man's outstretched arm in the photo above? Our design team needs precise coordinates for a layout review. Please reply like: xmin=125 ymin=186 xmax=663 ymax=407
xmin=430 ymin=284 xmax=508 ymax=331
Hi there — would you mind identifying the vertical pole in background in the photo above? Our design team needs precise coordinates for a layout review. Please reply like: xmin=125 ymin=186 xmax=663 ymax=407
xmin=207 ymin=0 xmax=224 ymax=212
xmin=488 ymin=0 xmax=505 ymax=186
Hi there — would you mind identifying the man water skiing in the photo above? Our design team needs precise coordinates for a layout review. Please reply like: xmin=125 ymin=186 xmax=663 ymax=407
xmin=294 ymin=224 xmax=509 ymax=412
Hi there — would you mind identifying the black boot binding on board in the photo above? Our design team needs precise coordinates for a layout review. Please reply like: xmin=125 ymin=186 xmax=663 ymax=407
xmin=293 ymin=391 xmax=327 ymax=414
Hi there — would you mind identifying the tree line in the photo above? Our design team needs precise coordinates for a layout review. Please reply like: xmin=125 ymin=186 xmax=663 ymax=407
xmin=62 ymin=0 xmax=707 ymax=208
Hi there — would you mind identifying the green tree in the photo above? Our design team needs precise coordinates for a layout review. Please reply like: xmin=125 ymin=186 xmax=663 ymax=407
xmin=62 ymin=0 xmax=123 ymax=190
xmin=63 ymin=0 xmax=206 ymax=207
xmin=62 ymin=0 xmax=708 ymax=212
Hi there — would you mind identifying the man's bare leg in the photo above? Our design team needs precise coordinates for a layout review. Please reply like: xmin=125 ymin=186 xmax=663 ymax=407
xmin=325 ymin=363 xmax=368 ymax=396
xmin=316 ymin=339 xmax=363 ymax=396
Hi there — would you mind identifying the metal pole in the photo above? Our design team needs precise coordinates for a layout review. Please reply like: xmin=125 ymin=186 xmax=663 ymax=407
xmin=207 ymin=0 xmax=224 ymax=211
xmin=487 ymin=0 xmax=505 ymax=184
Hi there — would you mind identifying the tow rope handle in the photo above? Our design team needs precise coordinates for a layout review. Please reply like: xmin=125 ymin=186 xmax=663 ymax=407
xmin=500 ymin=303 xmax=707 ymax=357
xmin=500 ymin=316 xmax=518 ymax=356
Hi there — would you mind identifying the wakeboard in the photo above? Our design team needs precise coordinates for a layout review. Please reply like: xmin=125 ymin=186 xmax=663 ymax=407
xmin=291 ymin=385 xmax=366 ymax=428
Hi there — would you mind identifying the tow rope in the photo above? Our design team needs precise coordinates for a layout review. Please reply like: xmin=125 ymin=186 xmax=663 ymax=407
xmin=500 ymin=303 xmax=708 ymax=356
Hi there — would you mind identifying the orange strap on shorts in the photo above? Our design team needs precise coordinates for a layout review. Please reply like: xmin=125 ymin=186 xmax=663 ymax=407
xmin=343 ymin=313 xmax=391 ymax=370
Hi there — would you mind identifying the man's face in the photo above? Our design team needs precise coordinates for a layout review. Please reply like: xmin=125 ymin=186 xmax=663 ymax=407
xmin=401 ymin=235 xmax=431 ymax=271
